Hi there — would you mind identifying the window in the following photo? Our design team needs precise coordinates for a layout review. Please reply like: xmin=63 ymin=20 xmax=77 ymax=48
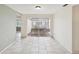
xmin=31 ymin=18 xmax=49 ymax=29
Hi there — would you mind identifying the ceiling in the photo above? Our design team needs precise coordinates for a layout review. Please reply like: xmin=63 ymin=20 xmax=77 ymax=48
xmin=6 ymin=4 xmax=69 ymax=14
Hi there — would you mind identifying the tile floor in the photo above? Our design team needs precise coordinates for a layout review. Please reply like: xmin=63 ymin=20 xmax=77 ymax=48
xmin=1 ymin=33 xmax=70 ymax=54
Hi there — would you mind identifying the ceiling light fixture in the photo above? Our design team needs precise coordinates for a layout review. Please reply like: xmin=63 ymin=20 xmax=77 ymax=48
xmin=63 ymin=4 xmax=68 ymax=7
xmin=35 ymin=6 xmax=41 ymax=9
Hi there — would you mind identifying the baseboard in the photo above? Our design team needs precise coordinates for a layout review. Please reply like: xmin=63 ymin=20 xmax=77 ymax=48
xmin=0 ymin=40 xmax=16 ymax=54
xmin=55 ymin=39 xmax=72 ymax=54
xmin=50 ymin=34 xmax=55 ymax=40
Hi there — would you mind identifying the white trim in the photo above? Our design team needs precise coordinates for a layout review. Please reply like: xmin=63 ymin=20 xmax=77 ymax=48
xmin=55 ymin=39 xmax=72 ymax=54
xmin=0 ymin=40 xmax=16 ymax=54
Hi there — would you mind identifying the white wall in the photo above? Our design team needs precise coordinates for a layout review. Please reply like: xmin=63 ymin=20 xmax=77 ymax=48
xmin=21 ymin=15 xmax=27 ymax=38
xmin=54 ymin=6 xmax=72 ymax=52
xmin=27 ymin=19 xmax=32 ymax=34
xmin=0 ymin=5 xmax=16 ymax=52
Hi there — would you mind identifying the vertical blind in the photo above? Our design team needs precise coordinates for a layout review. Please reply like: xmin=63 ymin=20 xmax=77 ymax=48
xmin=31 ymin=18 xmax=49 ymax=29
